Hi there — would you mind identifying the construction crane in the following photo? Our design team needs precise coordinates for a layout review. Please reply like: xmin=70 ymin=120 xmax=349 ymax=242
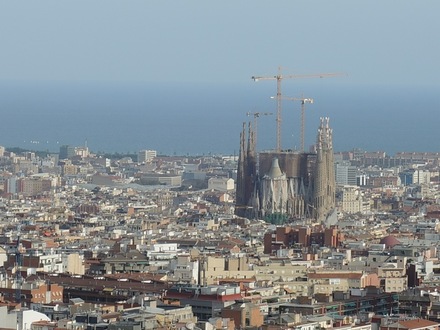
xmin=252 ymin=67 xmax=344 ymax=152
xmin=272 ymin=94 xmax=314 ymax=152
xmin=246 ymin=111 xmax=273 ymax=149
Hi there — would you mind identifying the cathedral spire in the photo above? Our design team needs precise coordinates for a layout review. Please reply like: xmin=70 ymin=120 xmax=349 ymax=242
xmin=313 ymin=117 xmax=336 ymax=222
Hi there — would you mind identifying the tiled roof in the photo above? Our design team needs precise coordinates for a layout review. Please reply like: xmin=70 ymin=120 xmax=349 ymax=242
xmin=399 ymin=319 xmax=439 ymax=329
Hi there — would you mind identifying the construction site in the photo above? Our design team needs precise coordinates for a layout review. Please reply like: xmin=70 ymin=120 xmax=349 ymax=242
xmin=235 ymin=68 xmax=340 ymax=224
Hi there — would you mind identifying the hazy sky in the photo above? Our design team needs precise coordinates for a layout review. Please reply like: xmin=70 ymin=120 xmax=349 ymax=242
xmin=1 ymin=1 xmax=439 ymax=86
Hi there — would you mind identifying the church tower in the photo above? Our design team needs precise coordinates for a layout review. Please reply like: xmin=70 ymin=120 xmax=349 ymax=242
xmin=235 ymin=122 xmax=257 ymax=217
xmin=312 ymin=117 xmax=336 ymax=222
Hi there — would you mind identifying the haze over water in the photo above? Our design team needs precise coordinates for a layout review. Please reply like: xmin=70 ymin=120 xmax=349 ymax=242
xmin=0 ymin=80 xmax=438 ymax=156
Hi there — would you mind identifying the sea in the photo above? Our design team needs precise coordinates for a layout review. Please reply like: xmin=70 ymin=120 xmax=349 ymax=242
xmin=0 ymin=80 xmax=439 ymax=156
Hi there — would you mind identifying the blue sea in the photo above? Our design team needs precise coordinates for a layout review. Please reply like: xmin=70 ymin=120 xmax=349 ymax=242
xmin=0 ymin=80 xmax=439 ymax=156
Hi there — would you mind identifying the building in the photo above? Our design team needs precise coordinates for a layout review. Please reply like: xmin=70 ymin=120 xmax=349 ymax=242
xmin=59 ymin=145 xmax=76 ymax=160
xmin=335 ymin=162 xmax=357 ymax=186
xmin=35 ymin=273 xmax=167 ymax=303
xmin=235 ymin=118 xmax=336 ymax=223
xmin=0 ymin=280 xmax=63 ymax=305
xmin=91 ymin=174 xmax=125 ymax=186
xmin=0 ymin=306 xmax=51 ymax=330
xmin=164 ymin=285 xmax=242 ymax=321
xmin=279 ymin=291 xmax=398 ymax=317
xmin=235 ymin=122 xmax=257 ymax=218
xmin=380 ymin=319 xmax=440 ymax=330
xmin=377 ymin=259 xmax=408 ymax=293
xmin=312 ymin=117 xmax=336 ymax=222
xmin=340 ymin=185 xmax=370 ymax=214
xmin=258 ymin=150 xmax=313 ymax=222
xmin=143 ymin=304 xmax=197 ymax=328
xmin=356 ymin=174 xmax=368 ymax=186
xmin=18 ymin=177 xmax=53 ymax=196
xmin=259 ymin=158 xmax=289 ymax=222
xmin=61 ymin=162 xmax=78 ymax=176
xmin=397 ymin=169 xmax=430 ymax=186
xmin=208 ymin=177 xmax=234 ymax=192
xmin=141 ymin=174 xmax=181 ymax=186
xmin=263 ymin=226 xmax=343 ymax=254
xmin=172 ymin=255 xmax=199 ymax=284
xmin=199 ymin=256 xmax=254 ymax=286
xmin=221 ymin=302 xmax=264 ymax=328
xmin=3 ymin=176 xmax=18 ymax=194
xmin=138 ymin=150 xmax=157 ymax=163
xmin=307 ymin=270 xmax=379 ymax=295
xmin=75 ymin=146 xmax=89 ymax=158
xmin=399 ymin=170 xmax=415 ymax=186
xmin=413 ymin=169 xmax=431 ymax=184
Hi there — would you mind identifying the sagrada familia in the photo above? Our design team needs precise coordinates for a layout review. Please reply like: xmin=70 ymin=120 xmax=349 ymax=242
xmin=235 ymin=117 xmax=336 ymax=224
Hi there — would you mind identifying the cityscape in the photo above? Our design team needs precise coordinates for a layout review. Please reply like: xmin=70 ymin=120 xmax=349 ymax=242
xmin=1 ymin=1 xmax=440 ymax=330
xmin=1 ymin=107 xmax=440 ymax=329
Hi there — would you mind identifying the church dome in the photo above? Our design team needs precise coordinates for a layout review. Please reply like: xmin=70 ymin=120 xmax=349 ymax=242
xmin=380 ymin=235 xmax=401 ymax=248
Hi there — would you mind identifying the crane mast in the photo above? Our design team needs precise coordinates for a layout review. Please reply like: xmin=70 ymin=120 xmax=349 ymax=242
xmin=280 ymin=94 xmax=314 ymax=152
xmin=299 ymin=97 xmax=313 ymax=152
xmin=246 ymin=111 xmax=273 ymax=150
xmin=252 ymin=67 xmax=344 ymax=152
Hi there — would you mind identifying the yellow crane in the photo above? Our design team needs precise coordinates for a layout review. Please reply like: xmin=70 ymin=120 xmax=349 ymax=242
xmin=274 ymin=94 xmax=314 ymax=152
xmin=252 ymin=67 xmax=344 ymax=152
xmin=246 ymin=111 xmax=273 ymax=150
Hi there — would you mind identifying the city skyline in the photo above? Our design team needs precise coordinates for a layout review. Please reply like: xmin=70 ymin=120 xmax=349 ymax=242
xmin=1 ymin=3 xmax=440 ymax=327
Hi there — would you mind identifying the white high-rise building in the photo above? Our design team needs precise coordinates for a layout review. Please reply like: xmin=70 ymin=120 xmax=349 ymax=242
xmin=413 ymin=169 xmax=431 ymax=184
xmin=138 ymin=149 xmax=157 ymax=163
xmin=335 ymin=162 xmax=357 ymax=186
xmin=340 ymin=185 xmax=370 ymax=214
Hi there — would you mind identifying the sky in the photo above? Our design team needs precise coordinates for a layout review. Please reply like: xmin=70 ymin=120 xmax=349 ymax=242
xmin=0 ymin=1 xmax=439 ymax=155
xmin=0 ymin=1 xmax=439 ymax=87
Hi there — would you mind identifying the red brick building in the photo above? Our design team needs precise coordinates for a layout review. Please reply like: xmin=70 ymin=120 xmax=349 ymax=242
xmin=264 ymin=226 xmax=343 ymax=254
